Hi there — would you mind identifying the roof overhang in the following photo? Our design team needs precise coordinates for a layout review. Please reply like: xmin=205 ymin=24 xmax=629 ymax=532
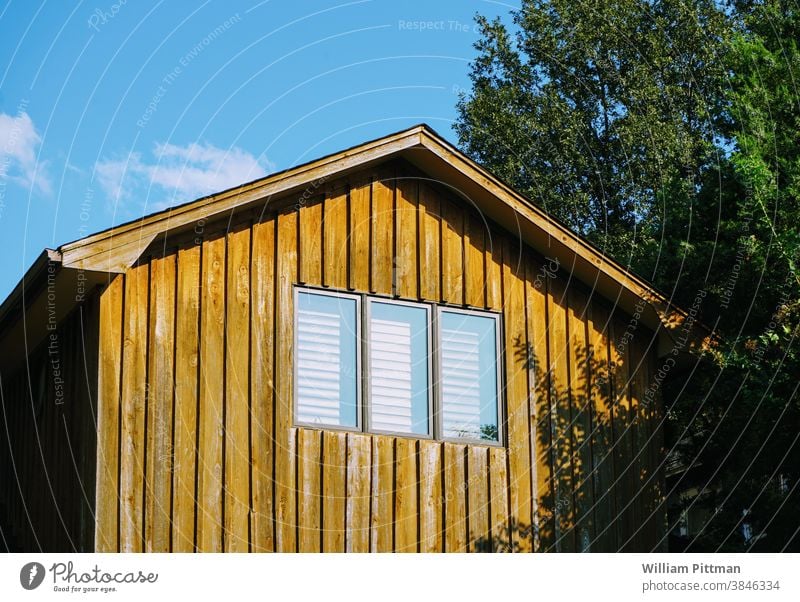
xmin=0 ymin=250 xmax=110 ymax=374
xmin=0 ymin=124 xmax=715 ymax=369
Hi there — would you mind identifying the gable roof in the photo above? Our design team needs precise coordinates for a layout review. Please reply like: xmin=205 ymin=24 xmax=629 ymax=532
xmin=0 ymin=124 xmax=713 ymax=370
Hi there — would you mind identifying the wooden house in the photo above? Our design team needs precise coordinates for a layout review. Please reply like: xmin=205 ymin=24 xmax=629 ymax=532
xmin=0 ymin=125 xmax=710 ymax=552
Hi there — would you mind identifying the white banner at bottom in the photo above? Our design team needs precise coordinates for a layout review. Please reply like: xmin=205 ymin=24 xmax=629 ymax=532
xmin=1 ymin=553 xmax=797 ymax=601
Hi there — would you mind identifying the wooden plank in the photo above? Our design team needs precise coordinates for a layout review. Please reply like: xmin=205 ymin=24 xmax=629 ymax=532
xmin=348 ymin=176 xmax=371 ymax=291
xmin=11 ymin=378 xmax=20 ymax=547
xmin=502 ymin=242 xmax=533 ymax=552
xmin=66 ymin=314 xmax=80 ymax=549
xmin=250 ymin=218 xmax=275 ymax=552
xmin=8 ymin=381 xmax=18 ymax=547
xmin=19 ymin=375 xmax=28 ymax=547
xmin=297 ymin=428 xmax=322 ymax=552
xmin=44 ymin=347 xmax=56 ymax=551
xmin=629 ymin=336 xmax=650 ymax=551
xmin=0 ymin=378 xmax=7 ymax=535
xmin=95 ymin=275 xmax=123 ymax=552
xmin=418 ymin=439 xmax=443 ymax=552
xmin=22 ymin=376 xmax=32 ymax=549
xmin=197 ymin=236 xmax=225 ymax=552
xmin=465 ymin=214 xmax=486 ymax=308
xmin=525 ymin=256 xmax=555 ymax=552
xmin=567 ymin=285 xmax=594 ymax=551
xmin=488 ymin=447 xmax=510 ymax=552
xmin=370 ymin=171 xmax=394 ymax=295
xmin=0 ymin=384 xmax=7 ymax=533
xmin=467 ymin=446 xmax=489 ymax=552
xmin=609 ymin=316 xmax=635 ymax=551
xmin=345 ymin=433 xmax=371 ymax=552
xmin=546 ymin=275 xmax=575 ymax=552
xmin=28 ymin=373 xmax=39 ymax=550
xmin=444 ymin=443 xmax=467 ymax=552
xmin=394 ymin=177 xmax=418 ymax=299
xmin=370 ymin=435 xmax=394 ymax=552
xmin=172 ymin=245 xmax=200 ymax=552
xmin=322 ymin=431 xmax=346 ymax=552
xmin=119 ymin=263 xmax=149 ymax=552
xmin=224 ymin=227 xmax=251 ymax=552
xmin=485 ymin=230 xmax=503 ymax=310
xmin=323 ymin=185 xmax=348 ymax=289
xmin=649 ymin=349 xmax=667 ymax=551
xmin=38 ymin=369 xmax=48 ymax=549
xmin=145 ymin=255 xmax=176 ymax=552
xmin=298 ymin=197 xmax=322 ymax=285
xmin=73 ymin=311 xmax=89 ymax=549
xmin=417 ymin=182 xmax=441 ymax=302
xmin=44 ymin=332 xmax=56 ymax=551
xmin=440 ymin=198 xmax=464 ymax=305
xmin=394 ymin=437 xmax=418 ymax=552
xmin=639 ymin=338 xmax=658 ymax=551
xmin=74 ymin=309 xmax=89 ymax=549
xmin=275 ymin=210 xmax=298 ymax=552
xmin=80 ymin=298 xmax=101 ymax=551
xmin=587 ymin=302 xmax=617 ymax=552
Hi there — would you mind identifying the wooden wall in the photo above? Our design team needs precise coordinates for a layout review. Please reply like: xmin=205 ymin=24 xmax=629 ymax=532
xmin=0 ymin=295 xmax=99 ymax=552
xmin=93 ymin=160 xmax=666 ymax=552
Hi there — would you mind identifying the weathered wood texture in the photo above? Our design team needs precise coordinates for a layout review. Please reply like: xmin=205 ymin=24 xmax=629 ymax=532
xmin=83 ymin=161 xmax=665 ymax=552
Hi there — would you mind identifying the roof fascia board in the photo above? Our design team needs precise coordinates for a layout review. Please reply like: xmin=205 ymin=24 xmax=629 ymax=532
xmin=60 ymin=128 xmax=425 ymax=271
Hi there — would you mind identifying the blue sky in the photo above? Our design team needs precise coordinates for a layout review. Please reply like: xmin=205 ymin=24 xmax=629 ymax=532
xmin=0 ymin=0 xmax=516 ymax=300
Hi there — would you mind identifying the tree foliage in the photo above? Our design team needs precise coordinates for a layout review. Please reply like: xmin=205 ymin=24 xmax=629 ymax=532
xmin=456 ymin=0 xmax=800 ymax=551
xmin=455 ymin=0 xmax=731 ymax=263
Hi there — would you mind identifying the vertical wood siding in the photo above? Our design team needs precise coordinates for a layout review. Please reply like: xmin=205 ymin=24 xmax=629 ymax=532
xmin=0 ymin=296 xmax=99 ymax=551
xmin=89 ymin=161 xmax=667 ymax=552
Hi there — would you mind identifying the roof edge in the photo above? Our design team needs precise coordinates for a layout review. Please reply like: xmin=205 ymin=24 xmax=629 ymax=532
xmin=0 ymin=122 xmax=716 ymax=356
xmin=0 ymin=248 xmax=61 ymax=332
xmin=59 ymin=123 xmax=429 ymax=254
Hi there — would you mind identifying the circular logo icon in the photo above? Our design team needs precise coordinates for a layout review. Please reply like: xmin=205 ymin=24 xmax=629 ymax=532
xmin=20 ymin=562 xmax=45 ymax=590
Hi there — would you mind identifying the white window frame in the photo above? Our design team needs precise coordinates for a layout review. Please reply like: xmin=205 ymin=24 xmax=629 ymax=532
xmin=293 ymin=286 xmax=363 ymax=433
xmin=292 ymin=285 xmax=504 ymax=446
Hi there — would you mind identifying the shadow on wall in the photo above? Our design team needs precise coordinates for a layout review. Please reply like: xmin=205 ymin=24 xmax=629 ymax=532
xmin=471 ymin=332 xmax=663 ymax=552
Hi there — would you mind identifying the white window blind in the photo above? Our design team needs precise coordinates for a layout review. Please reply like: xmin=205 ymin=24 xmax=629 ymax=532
xmin=295 ymin=291 xmax=358 ymax=427
xmin=440 ymin=326 xmax=482 ymax=439
xmin=368 ymin=301 xmax=429 ymax=436
xmin=439 ymin=310 xmax=500 ymax=442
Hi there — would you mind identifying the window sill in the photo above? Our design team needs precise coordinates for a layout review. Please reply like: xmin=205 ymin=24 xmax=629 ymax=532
xmin=291 ymin=423 xmax=504 ymax=448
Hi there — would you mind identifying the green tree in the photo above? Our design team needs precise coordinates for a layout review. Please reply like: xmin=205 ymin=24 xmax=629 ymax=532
xmin=454 ymin=0 xmax=731 ymax=264
xmin=668 ymin=0 xmax=800 ymax=551
xmin=456 ymin=0 xmax=800 ymax=551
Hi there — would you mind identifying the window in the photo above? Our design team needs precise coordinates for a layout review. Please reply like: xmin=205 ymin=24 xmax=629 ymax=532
xmin=438 ymin=309 xmax=500 ymax=442
xmin=367 ymin=300 xmax=431 ymax=436
xmin=294 ymin=287 xmax=502 ymax=444
xmin=295 ymin=289 xmax=359 ymax=428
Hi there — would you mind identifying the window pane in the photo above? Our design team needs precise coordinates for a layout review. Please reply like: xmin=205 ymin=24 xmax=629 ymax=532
xmin=440 ymin=311 xmax=499 ymax=441
xmin=369 ymin=301 xmax=430 ymax=435
xmin=296 ymin=291 xmax=358 ymax=427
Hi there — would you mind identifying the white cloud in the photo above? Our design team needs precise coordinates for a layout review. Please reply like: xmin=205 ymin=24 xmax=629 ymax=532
xmin=0 ymin=111 xmax=51 ymax=194
xmin=96 ymin=140 xmax=272 ymax=211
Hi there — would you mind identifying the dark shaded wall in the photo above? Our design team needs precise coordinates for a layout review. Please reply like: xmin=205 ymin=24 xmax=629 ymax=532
xmin=0 ymin=293 xmax=99 ymax=552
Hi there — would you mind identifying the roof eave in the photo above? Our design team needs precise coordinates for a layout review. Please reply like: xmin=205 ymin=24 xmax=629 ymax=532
xmin=1 ymin=123 xmax=715 ymax=365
